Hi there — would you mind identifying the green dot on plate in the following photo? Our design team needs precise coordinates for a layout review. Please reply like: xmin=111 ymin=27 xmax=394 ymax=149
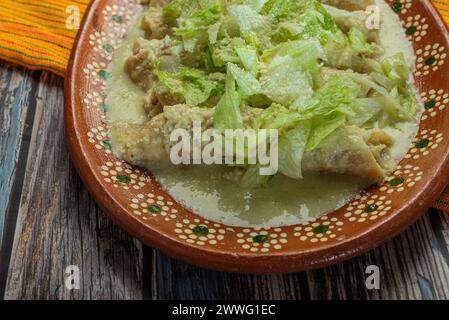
xmin=391 ymin=2 xmax=403 ymax=13
xmin=313 ymin=226 xmax=329 ymax=234
xmin=415 ymin=139 xmax=430 ymax=149
xmin=365 ymin=205 xmax=378 ymax=213
xmin=102 ymin=140 xmax=112 ymax=149
xmin=98 ymin=69 xmax=110 ymax=79
xmin=425 ymin=57 xmax=436 ymax=65
xmin=389 ymin=177 xmax=404 ymax=186
xmin=192 ymin=226 xmax=209 ymax=236
xmin=406 ymin=26 xmax=417 ymax=35
xmin=252 ymin=234 xmax=268 ymax=243
xmin=148 ymin=205 xmax=161 ymax=213
xmin=103 ymin=44 xmax=113 ymax=53
xmin=112 ymin=14 xmax=122 ymax=23
xmin=424 ymin=100 xmax=436 ymax=110
xmin=116 ymin=175 xmax=131 ymax=184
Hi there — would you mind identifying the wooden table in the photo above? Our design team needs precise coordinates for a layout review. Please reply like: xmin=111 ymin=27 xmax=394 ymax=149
xmin=1 ymin=61 xmax=449 ymax=300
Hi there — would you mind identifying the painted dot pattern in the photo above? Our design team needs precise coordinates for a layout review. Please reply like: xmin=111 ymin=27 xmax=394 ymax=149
xmin=406 ymin=129 xmax=443 ymax=160
xmin=416 ymin=43 xmax=447 ymax=76
xmin=174 ymin=219 xmax=229 ymax=246
xmin=236 ymin=228 xmax=289 ymax=252
xmin=100 ymin=161 xmax=149 ymax=190
xmin=420 ymin=89 xmax=449 ymax=120
xmin=293 ymin=216 xmax=343 ymax=243
xmin=130 ymin=193 xmax=177 ymax=220
xmin=87 ymin=126 xmax=112 ymax=155
xmin=380 ymin=165 xmax=423 ymax=193
xmin=391 ymin=0 xmax=413 ymax=14
xmin=403 ymin=14 xmax=428 ymax=42
xmin=344 ymin=194 xmax=392 ymax=222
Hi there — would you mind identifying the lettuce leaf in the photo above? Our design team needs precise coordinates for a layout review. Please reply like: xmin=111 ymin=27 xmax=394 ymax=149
xmin=227 ymin=62 xmax=261 ymax=97
xmin=305 ymin=113 xmax=345 ymax=151
xmin=213 ymin=70 xmax=243 ymax=130
xmin=348 ymin=28 xmax=376 ymax=54
xmin=296 ymin=73 xmax=361 ymax=118
xmin=259 ymin=39 xmax=323 ymax=106
xmin=210 ymin=37 xmax=246 ymax=67
xmin=155 ymin=63 xmax=221 ymax=106
xmin=235 ymin=47 xmax=259 ymax=76
xmin=278 ymin=120 xmax=312 ymax=179
xmin=175 ymin=4 xmax=222 ymax=52
xmin=381 ymin=53 xmax=411 ymax=85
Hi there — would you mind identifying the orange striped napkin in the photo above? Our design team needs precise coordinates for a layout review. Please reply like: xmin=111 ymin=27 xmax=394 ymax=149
xmin=0 ymin=0 xmax=90 ymax=77
xmin=1 ymin=0 xmax=449 ymax=210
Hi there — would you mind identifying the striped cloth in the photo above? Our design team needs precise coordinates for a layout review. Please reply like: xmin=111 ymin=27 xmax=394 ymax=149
xmin=0 ymin=0 xmax=89 ymax=77
xmin=1 ymin=0 xmax=449 ymax=210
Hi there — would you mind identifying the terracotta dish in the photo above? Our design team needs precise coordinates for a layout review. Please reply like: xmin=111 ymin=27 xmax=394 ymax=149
xmin=65 ymin=0 xmax=449 ymax=273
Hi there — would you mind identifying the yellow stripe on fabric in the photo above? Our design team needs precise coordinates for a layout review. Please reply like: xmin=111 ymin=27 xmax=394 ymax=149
xmin=0 ymin=0 xmax=90 ymax=76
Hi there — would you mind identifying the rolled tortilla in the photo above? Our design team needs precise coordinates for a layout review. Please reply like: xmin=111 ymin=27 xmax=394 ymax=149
xmin=302 ymin=126 xmax=388 ymax=182
xmin=111 ymin=105 xmax=391 ymax=182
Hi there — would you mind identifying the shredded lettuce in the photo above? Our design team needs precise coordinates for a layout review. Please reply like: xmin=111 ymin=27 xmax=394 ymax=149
xmin=155 ymin=63 xmax=221 ymax=106
xmin=278 ymin=121 xmax=312 ymax=179
xmin=213 ymin=69 xmax=243 ymax=131
xmin=305 ymin=113 xmax=346 ymax=151
xmin=175 ymin=4 xmax=222 ymax=52
xmin=149 ymin=0 xmax=423 ymax=182
xmin=381 ymin=53 xmax=411 ymax=85
xmin=227 ymin=62 xmax=261 ymax=97
xmin=348 ymin=28 xmax=377 ymax=54
xmin=297 ymin=74 xmax=361 ymax=118
xmin=235 ymin=47 xmax=259 ymax=76
xmin=210 ymin=37 xmax=246 ymax=67
xmin=227 ymin=4 xmax=272 ymax=39
xmin=259 ymin=39 xmax=323 ymax=106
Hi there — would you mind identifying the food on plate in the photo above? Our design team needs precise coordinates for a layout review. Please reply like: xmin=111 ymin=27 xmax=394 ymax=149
xmin=105 ymin=0 xmax=422 ymax=227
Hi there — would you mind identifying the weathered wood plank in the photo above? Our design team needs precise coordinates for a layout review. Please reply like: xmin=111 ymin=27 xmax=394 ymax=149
xmin=0 ymin=62 xmax=37 ymax=242
xmin=151 ymin=211 xmax=449 ymax=300
xmin=4 ymin=72 xmax=144 ymax=300
xmin=151 ymin=250 xmax=307 ymax=300
xmin=306 ymin=212 xmax=449 ymax=300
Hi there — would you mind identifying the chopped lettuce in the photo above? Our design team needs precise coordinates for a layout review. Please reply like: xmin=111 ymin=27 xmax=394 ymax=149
xmin=305 ymin=113 xmax=346 ymax=151
xmin=213 ymin=69 xmax=243 ymax=131
xmin=235 ymin=47 xmax=259 ymax=76
xmin=296 ymin=74 xmax=361 ymax=118
xmin=146 ymin=0 xmax=423 ymax=183
xmin=210 ymin=37 xmax=246 ymax=67
xmin=155 ymin=63 xmax=221 ymax=106
xmin=348 ymin=28 xmax=377 ymax=54
xmin=278 ymin=121 xmax=312 ymax=179
xmin=381 ymin=53 xmax=411 ymax=85
xmin=259 ymin=39 xmax=323 ymax=106
xmin=175 ymin=4 xmax=222 ymax=52
xmin=227 ymin=4 xmax=272 ymax=39
xmin=227 ymin=62 xmax=261 ymax=97
xmin=254 ymin=103 xmax=302 ymax=133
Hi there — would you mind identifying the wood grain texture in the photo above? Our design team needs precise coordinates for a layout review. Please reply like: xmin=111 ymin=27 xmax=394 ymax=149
xmin=2 ymin=71 xmax=143 ymax=300
xmin=150 ymin=212 xmax=449 ymax=300
xmin=151 ymin=250 xmax=307 ymax=300
xmin=306 ymin=212 xmax=449 ymax=300
xmin=0 ymin=61 xmax=37 ymax=241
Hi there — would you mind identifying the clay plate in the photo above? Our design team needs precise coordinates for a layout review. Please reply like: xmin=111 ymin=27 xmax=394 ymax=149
xmin=65 ymin=0 xmax=449 ymax=273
